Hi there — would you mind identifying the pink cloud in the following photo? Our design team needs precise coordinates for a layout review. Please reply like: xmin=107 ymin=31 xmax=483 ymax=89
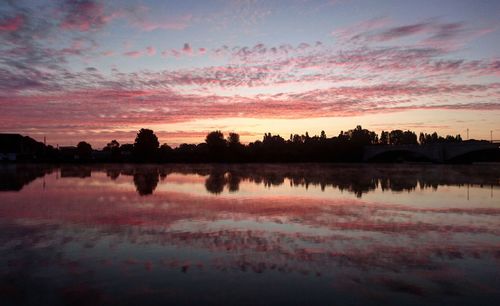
xmin=225 ymin=42 xmax=323 ymax=62
xmin=170 ymin=49 xmax=181 ymax=58
xmin=1 ymin=80 xmax=498 ymax=144
xmin=2 ymin=11 xmax=499 ymax=146
xmin=375 ymin=22 xmax=430 ymax=41
xmin=0 ymin=14 xmax=24 ymax=32
xmin=182 ymin=43 xmax=193 ymax=55
xmin=131 ymin=13 xmax=192 ymax=31
xmin=57 ymin=38 xmax=97 ymax=57
xmin=123 ymin=50 xmax=143 ymax=58
xmin=59 ymin=0 xmax=112 ymax=31
xmin=334 ymin=18 xmax=497 ymax=52
xmin=123 ymin=47 xmax=157 ymax=58
xmin=333 ymin=16 xmax=391 ymax=42
xmin=146 ymin=46 xmax=156 ymax=56
xmin=161 ymin=44 xmax=207 ymax=58
xmin=101 ymin=50 xmax=115 ymax=56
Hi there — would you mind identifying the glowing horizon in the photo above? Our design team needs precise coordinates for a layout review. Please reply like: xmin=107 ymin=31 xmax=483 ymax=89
xmin=1 ymin=0 xmax=499 ymax=148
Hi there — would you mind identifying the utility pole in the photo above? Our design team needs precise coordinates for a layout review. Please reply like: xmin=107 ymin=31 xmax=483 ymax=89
xmin=491 ymin=130 xmax=493 ymax=143
xmin=466 ymin=128 xmax=469 ymax=140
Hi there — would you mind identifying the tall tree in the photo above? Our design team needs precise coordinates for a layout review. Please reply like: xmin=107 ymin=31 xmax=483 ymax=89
xmin=320 ymin=130 xmax=327 ymax=140
xmin=380 ymin=131 xmax=389 ymax=145
xmin=206 ymin=131 xmax=226 ymax=150
xmin=105 ymin=139 xmax=120 ymax=159
xmin=134 ymin=129 xmax=159 ymax=161
xmin=205 ymin=130 xmax=227 ymax=161
xmin=227 ymin=132 xmax=240 ymax=146
xmin=76 ymin=141 xmax=92 ymax=160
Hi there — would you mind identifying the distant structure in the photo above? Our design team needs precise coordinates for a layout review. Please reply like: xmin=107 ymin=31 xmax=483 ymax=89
xmin=363 ymin=142 xmax=499 ymax=163
xmin=58 ymin=146 xmax=78 ymax=160
xmin=0 ymin=133 xmax=46 ymax=161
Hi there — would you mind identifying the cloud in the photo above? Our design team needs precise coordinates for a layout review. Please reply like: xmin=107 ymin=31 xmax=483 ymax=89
xmin=101 ymin=50 xmax=115 ymax=56
xmin=375 ymin=22 xmax=430 ymax=41
xmin=161 ymin=43 xmax=206 ymax=58
xmin=182 ymin=43 xmax=192 ymax=55
xmin=2 ymin=36 xmax=499 ymax=140
xmin=1 ymin=80 xmax=498 ymax=142
xmin=0 ymin=67 xmax=48 ymax=91
xmin=0 ymin=14 xmax=24 ymax=32
xmin=201 ymin=0 xmax=272 ymax=31
xmin=123 ymin=47 xmax=156 ymax=58
xmin=129 ymin=10 xmax=192 ymax=31
xmin=123 ymin=51 xmax=142 ymax=58
xmin=146 ymin=46 xmax=156 ymax=56
xmin=59 ymin=0 xmax=113 ymax=31
xmin=335 ymin=18 xmax=495 ymax=51
xmin=1 ymin=4 xmax=498 ymax=144
xmin=333 ymin=16 xmax=391 ymax=42
xmin=212 ymin=42 xmax=323 ymax=63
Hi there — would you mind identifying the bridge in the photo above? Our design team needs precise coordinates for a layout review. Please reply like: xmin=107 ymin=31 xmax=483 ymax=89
xmin=363 ymin=142 xmax=499 ymax=163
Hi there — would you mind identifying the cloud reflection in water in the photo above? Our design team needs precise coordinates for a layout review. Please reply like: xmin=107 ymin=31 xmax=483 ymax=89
xmin=0 ymin=164 xmax=499 ymax=305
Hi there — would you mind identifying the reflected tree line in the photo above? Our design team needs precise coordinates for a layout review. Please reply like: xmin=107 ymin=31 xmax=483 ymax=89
xmin=2 ymin=164 xmax=499 ymax=197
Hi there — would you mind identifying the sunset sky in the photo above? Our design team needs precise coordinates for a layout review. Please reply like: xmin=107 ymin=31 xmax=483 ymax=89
xmin=1 ymin=0 xmax=499 ymax=148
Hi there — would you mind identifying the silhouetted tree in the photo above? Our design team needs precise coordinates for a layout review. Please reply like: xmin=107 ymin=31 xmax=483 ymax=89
xmin=431 ymin=132 xmax=438 ymax=143
xmin=228 ymin=132 xmax=240 ymax=146
xmin=227 ymin=132 xmax=244 ymax=161
xmin=206 ymin=131 xmax=226 ymax=160
xmin=320 ymin=130 xmax=327 ymax=140
xmin=134 ymin=129 xmax=159 ymax=161
xmin=6 ymin=124 xmax=483 ymax=164
xmin=419 ymin=132 xmax=426 ymax=145
xmin=105 ymin=140 xmax=120 ymax=151
xmin=380 ymin=131 xmax=389 ymax=145
xmin=389 ymin=130 xmax=417 ymax=145
xmin=419 ymin=132 xmax=463 ymax=144
xmin=119 ymin=144 xmax=134 ymax=161
xmin=401 ymin=130 xmax=418 ymax=144
xmin=347 ymin=126 xmax=378 ymax=145
xmin=76 ymin=141 xmax=92 ymax=161
xmin=105 ymin=139 xmax=120 ymax=160
xmin=159 ymin=143 xmax=173 ymax=162
xmin=206 ymin=131 xmax=226 ymax=148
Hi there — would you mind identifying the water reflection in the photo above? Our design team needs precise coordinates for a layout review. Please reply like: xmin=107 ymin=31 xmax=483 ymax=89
xmin=1 ymin=164 xmax=499 ymax=197
xmin=0 ymin=164 xmax=499 ymax=306
xmin=0 ymin=164 xmax=53 ymax=191
xmin=133 ymin=169 xmax=160 ymax=196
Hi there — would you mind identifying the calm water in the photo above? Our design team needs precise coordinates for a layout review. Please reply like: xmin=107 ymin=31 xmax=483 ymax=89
xmin=0 ymin=164 xmax=499 ymax=306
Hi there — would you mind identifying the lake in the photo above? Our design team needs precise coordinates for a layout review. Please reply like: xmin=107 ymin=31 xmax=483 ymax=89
xmin=0 ymin=164 xmax=499 ymax=306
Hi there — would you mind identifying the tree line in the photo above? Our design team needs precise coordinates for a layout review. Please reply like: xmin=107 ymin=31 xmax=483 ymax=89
xmin=71 ymin=126 xmax=465 ymax=163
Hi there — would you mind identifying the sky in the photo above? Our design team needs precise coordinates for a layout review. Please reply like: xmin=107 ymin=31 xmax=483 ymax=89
xmin=0 ymin=0 xmax=499 ymax=148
